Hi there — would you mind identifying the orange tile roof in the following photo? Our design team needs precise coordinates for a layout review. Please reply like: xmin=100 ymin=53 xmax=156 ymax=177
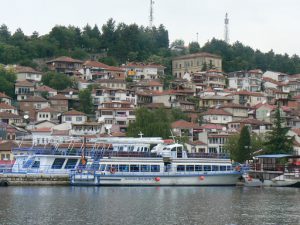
xmin=171 ymin=120 xmax=200 ymax=129
xmin=63 ymin=109 xmax=85 ymax=116
xmin=14 ymin=65 xmax=42 ymax=74
xmin=0 ymin=92 xmax=11 ymax=99
xmin=47 ymin=56 xmax=83 ymax=64
xmin=20 ymin=96 xmax=48 ymax=102
xmin=49 ymin=94 xmax=69 ymax=100
xmin=35 ymin=85 xmax=56 ymax=92
xmin=31 ymin=127 xmax=52 ymax=132
xmin=0 ymin=103 xmax=16 ymax=109
xmin=202 ymin=108 xmax=232 ymax=116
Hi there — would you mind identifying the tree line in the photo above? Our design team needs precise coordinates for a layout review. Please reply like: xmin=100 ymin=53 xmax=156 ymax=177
xmin=1 ymin=20 xmax=300 ymax=74
xmin=0 ymin=19 xmax=169 ymax=68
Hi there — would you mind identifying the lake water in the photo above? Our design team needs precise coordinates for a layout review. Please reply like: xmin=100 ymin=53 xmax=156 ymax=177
xmin=0 ymin=186 xmax=299 ymax=225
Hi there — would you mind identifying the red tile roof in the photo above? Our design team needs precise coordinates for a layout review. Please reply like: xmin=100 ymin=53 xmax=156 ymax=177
xmin=188 ymin=141 xmax=207 ymax=146
xmin=37 ymin=107 xmax=59 ymax=113
xmin=0 ymin=92 xmax=11 ymax=99
xmin=47 ymin=56 xmax=83 ymax=64
xmin=35 ymin=85 xmax=56 ymax=92
xmin=49 ymin=94 xmax=69 ymax=100
xmin=0 ymin=112 xmax=21 ymax=119
xmin=202 ymin=108 xmax=232 ymax=116
xmin=20 ymin=96 xmax=48 ymax=102
xmin=63 ymin=109 xmax=85 ymax=116
xmin=15 ymin=80 xmax=35 ymax=87
xmin=0 ymin=103 xmax=16 ymax=110
xmin=171 ymin=120 xmax=200 ymax=129
xmin=199 ymin=124 xmax=225 ymax=130
xmin=31 ymin=127 xmax=52 ymax=132
xmin=233 ymin=90 xmax=265 ymax=97
xmin=14 ymin=65 xmax=42 ymax=74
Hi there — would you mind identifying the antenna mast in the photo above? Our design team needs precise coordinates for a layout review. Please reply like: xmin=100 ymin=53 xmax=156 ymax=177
xmin=224 ymin=13 xmax=229 ymax=43
xmin=149 ymin=0 xmax=154 ymax=27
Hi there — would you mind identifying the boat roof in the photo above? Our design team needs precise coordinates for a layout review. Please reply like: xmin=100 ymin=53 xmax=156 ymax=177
xmin=255 ymin=154 xmax=293 ymax=159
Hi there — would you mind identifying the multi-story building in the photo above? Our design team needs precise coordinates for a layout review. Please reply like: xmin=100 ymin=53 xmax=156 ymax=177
xmin=62 ymin=110 xmax=87 ymax=124
xmin=0 ymin=92 xmax=12 ymax=105
xmin=228 ymin=69 xmax=263 ymax=92
xmin=49 ymin=94 xmax=69 ymax=112
xmin=199 ymin=95 xmax=234 ymax=108
xmin=263 ymin=71 xmax=289 ymax=82
xmin=80 ymin=60 xmax=125 ymax=80
xmin=13 ymin=65 xmax=43 ymax=82
xmin=46 ymin=56 xmax=83 ymax=74
xmin=230 ymin=90 xmax=267 ymax=106
xmin=122 ymin=62 xmax=165 ymax=80
xmin=15 ymin=80 xmax=35 ymax=101
xmin=96 ymin=101 xmax=135 ymax=132
xmin=201 ymin=108 xmax=233 ymax=125
xmin=95 ymin=79 xmax=127 ymax=90
xmin=92 ymin=87 xmax=136 ymax=106
xmin=172 ymin=52 xmax=222 ymax=78
xmin=34 ymin=85 xmax=57 ymax=98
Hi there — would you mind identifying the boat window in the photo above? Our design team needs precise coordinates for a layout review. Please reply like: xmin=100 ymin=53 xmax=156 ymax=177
xmin=90 ymin=163 xmax=100 ymax=170
xmin=130 ymin=164 xmax=139 ymax=172
xmin=186 ymin=165 xmax=194 ymax=172
xmin=119 ymin=164 xmax=129 ymax=172
xmin=141 ymin=147 xmax=144 ymax=152
xmin=212 ymin=165 xmax=219 ymax=171
xmin=195 ymin=165 xmax=203 ymax=171
xmin=177 ymin=165 xmax=185 ymax=172
xmin=111 ymin=164 xmax=118 ymax=172
xmin=31 ymin=161 xmax=40 ymax=169
xmin=204 ymin=165 xmax=211 ymax=171
xmin=177 ymin=146 xmax=183 ymax=152
xmin=106 ymin=164 xmax=111 ymax=171
xmin=171 ymin=147 xmax=176 ymax=152
xmin=64 ymin=159 xmax=78 ymax=169
xmin=226 ymin=166 xmax=232 ymax=171
xmin=151 ymin=165 xmax=160 ymax=172
xmin=51 ymin=158 xmax=66 ymax=169
xmin=220 ymin=166 xmax=226 ymax=171
xmin=119 ymin=146 xmax=123 ymax=152
xmin=144 ymin=147 xmax=148 ymax=152
xmin=141 ymin=165 xmax=150 ymax=172
xmin=100 ymin=164 xmax=106 ymax=171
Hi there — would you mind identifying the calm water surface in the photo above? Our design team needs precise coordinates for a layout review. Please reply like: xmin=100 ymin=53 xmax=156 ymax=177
xmin=0 ymin=186 xmax=299 ymax=225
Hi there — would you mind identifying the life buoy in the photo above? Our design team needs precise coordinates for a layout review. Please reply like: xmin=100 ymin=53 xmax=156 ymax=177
xmin=199 ymin=176 xmax=205 ymax=181
xmin=235 ymin=166 xmax=241 ymax=172
xmin=155 ymin=177 xmax=160 ymax=182
xmin=110 ymin=167 xmax=116 ymax=174
xmin=77 ymin=169 xmax=82 ymax=173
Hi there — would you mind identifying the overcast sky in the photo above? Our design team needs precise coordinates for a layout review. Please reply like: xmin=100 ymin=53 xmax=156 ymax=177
xmin=1 ymin=0 xmax=300 ymax=55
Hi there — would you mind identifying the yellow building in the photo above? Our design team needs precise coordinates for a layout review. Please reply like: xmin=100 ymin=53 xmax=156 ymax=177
xmin=172 ymin=52 xmax=222 ymax=78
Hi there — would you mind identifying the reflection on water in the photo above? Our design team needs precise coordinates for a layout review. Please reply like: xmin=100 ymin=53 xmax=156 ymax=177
xmin=0 ymin=186 xmax=300 ymax=225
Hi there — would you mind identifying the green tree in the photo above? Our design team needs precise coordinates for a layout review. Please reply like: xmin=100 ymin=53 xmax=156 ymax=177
xmin=225 ymin=127 xmax=253 ymax=163
xmin=78 ymin=86 xmax=93 ymax=114
xmin=42 ymin=72 xmax=72 ymax=90
xmin=264 ymin=105 xmax=294 ymax=154
xmin=188 ymin=42 xmax=200 ymax=53
xmin=0 ymin=65 xmax=16 ymax=98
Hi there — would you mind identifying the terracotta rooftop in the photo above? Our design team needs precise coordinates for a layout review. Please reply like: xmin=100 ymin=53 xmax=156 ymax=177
xmin=14 ymin=65 xmax=42 ymax=74
xmin=199 ymin=124 xmax=225 ymax=130
xmin=15 ymin=80 xmax=35 ymax=87
xmin=202 ymin=108 xmax=232 ymax=116
xmin=188 ymin=141 xmax=207 ymax=146
xmin=63 ymin=109 xmax=85 ymax=116
xmin=171 ymin=120 xmax=201 ymax=129
xmin=31 ymin=127 xmax=52 ymax=132
xmin=0 ymin=141 xmax=18 ymax=151
xmin=49 ymin=94 xmax=69 ymax=100
xmin=122 ymin=62 xmax=165 ymax=69
xmin=35 ymin=85 xmax=56 ymax=92
xmin=173 ymin=52 xmax=221 ymax=60
xmin=0 ymin=103 xmax=16 ymax=110
xmin=0 ymin=112 xmax=21 ymax=119
xmin=37 ymin=107 xmax=59 ymax=113
xmin=232 ymin=90 xmax=265 ymax=97
xmin=0 ymin=92 xmax=11 ymax=99
xmin=47 ymin=56 xmax=83 ymax=64
xmin=220 ymin=103 xmax=251 ymax=109
xmin=84 ymin=60 xmax=124 ymax=72
xmin=20 ymin=96 xmax=48 ymax=102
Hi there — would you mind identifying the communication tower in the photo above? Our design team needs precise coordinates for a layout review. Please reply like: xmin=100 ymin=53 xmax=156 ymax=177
xmin=224 ymin=13 xmax=229 ymax=43
xmin=149 ymin=0 xmax=154 ymax=27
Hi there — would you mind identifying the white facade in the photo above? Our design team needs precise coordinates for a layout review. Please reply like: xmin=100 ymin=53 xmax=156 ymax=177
xmin=62 ymin=114 xmax=87 ymax=124
xmin=202 ymin=114 xmax=232 ymax=124
xmin=263 ymin=71 xmax=288 ymax=82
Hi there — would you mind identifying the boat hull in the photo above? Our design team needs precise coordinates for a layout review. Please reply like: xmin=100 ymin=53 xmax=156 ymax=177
xmin=71 ymin=173 xmax=242 ymax=186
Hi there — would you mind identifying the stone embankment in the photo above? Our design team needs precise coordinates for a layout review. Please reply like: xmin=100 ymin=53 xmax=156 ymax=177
xmin=0 ymin=174 xmax=70 ymax=186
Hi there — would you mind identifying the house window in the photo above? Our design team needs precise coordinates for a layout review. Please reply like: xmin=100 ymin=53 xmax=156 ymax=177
xmin=76 ymin=117 xmax=83 ymax=122
xmin=65 ymin=116 xmax=72 ymax=121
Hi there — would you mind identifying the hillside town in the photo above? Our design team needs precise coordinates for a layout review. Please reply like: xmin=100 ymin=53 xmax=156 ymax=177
xmin=1 ymin=51 xmax=300 ymax=161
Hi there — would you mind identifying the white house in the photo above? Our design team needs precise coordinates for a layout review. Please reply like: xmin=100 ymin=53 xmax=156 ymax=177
xmin=202 ymin=108 xmax=233 ymax=125
xmin=262 ymin=71 xmax=289 ymax=82
xmin=62 ymin=110 xmax=87 ymax=124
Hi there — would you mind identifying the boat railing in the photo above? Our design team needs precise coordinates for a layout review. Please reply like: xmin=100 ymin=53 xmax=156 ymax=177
xmin=187 ymin=152 xmax=230 ymax=159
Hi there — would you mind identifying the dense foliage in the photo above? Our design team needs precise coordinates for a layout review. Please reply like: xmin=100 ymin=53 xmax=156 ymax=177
xmin=41 ymin=72 xmax=73 ymax=90
xmin=1 ymin=21 xmax=300 ymax=74
xmin=0 ymin=20 xmax=169 ymax=66
xmin=78 ymin=86 xmax=94 ymax=114
xmin=201 ymin=38 xmax=300 ymax=74
xmin=264 ymin=106 xmax=294 ymax=154
xmin=0 ymin=65 xmax=16 ymax=97
xmin=224 ymin=131 xmax=264 ymax=162
xmin=127 ymin=107 xmax=187 ymax=139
